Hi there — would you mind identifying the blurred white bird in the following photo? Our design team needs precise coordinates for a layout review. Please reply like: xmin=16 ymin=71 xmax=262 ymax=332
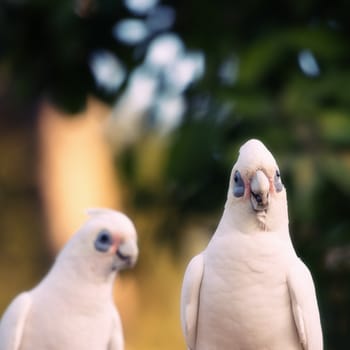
xmin=0 ymin=208 xmax=138 ymax=350
xmin=181 ymin=139 xmax=323 ymax=350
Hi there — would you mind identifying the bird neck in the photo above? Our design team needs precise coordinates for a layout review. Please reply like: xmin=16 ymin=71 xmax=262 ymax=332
xmin=219 ymin=198 xmax=290 ymax=236
xmin=41 ymin=254 xmax=117 ymax=301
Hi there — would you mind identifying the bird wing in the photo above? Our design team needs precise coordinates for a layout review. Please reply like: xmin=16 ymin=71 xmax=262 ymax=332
xmin=0 ymin=292 xmax=32 ymax=350
xmin=287 ymin=258 xmax=323 ymax=350
xmin=180 ymin=253 xmax=204 ymax=350
xmin=108 ymin=308 xmax=124 ymax=350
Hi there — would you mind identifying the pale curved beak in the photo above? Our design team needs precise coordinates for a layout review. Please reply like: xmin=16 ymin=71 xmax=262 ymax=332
xmin=116 ymin=240 xmax=139 ymax=268
xmin=250 ymin=170 xmax=270 ymax=211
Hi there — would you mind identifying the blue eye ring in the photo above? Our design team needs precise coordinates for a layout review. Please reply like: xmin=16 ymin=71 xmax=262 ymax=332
xmin=274 ymin=169 xmax=283 ymax=192
xmin=233 ymin=170 xmax=245 ymax=197
xmin=94 ymin=230 xmax=113 ymax=252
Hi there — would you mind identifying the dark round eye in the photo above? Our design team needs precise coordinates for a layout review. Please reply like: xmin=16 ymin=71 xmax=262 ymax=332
xmin=94 ymin=230 xmax=112 ymax=252
xmin=233 ymin=170 xmax=245 ymax=197
xmin=274 ymin=169 xmax=283 ymax=192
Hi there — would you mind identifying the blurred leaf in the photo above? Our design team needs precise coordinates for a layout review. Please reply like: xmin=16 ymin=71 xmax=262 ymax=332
xmin=319 ymin=111 xmax=350 ymax=146
xmin=320 ymin=153 xmax=350 ymax=193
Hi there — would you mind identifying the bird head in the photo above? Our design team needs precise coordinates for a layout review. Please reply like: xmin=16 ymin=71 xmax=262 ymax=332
xmin=224 ymin=139 xmax=288 ymax=233
xmin=56 ymin=208 xmax=138 ymax=283
xmin=87 ymin=208 xmax=138 ymax=270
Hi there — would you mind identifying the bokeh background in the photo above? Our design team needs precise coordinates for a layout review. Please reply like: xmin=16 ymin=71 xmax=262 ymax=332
xmin=0 ymin=0 xmax=350 ymax=349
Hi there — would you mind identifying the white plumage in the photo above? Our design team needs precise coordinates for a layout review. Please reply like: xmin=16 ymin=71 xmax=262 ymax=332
xmin=181 ymin=139 xmax=323 ymax=350
xmin=0 ymin=208 xmax=138 ymax=350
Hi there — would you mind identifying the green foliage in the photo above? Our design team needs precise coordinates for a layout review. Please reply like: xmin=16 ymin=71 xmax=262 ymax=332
xmin=0 ymin=0 xmax=127 ymax=112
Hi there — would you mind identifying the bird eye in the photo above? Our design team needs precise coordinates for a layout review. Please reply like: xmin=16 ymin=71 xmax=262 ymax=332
xmin=233 ymin=170 xmax=245 ymax=197
xmin=274 ymin=169 xmax=283 ymax=192
xmin=94 ymin=230 xmax=112 ymax=252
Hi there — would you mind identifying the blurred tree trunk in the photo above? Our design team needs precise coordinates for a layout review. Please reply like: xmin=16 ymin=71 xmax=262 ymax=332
xmin=37 ymin=97 xmax=121 ymax=251
xmin=0 ymin=119 xmax=48 ymax=313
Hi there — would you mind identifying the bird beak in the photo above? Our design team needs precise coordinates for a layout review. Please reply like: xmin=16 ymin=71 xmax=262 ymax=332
xmin=250 ymin=170 xmax=270 ymax=211
xmin=116 ymin=240 xmax=138 ymax=268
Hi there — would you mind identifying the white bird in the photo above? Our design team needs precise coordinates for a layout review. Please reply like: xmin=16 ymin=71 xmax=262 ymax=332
xmin=0 ymin=208 xmax=138 ymax=350
xmin=181 ymin=139 xmax=323 ymax=350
